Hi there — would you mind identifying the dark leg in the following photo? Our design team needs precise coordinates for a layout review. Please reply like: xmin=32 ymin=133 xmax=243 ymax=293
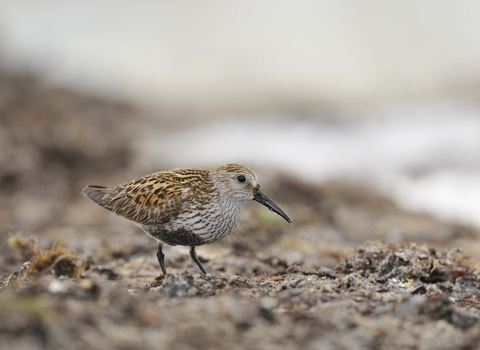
xmin=156 ymin=243 xmax=167 ymax=275
xmin=189 ymin=246 xmax=207 ymax=274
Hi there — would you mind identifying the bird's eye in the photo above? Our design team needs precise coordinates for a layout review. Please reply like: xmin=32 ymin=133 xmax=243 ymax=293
xmin=237 ymin=175 xmax=246 ymax=183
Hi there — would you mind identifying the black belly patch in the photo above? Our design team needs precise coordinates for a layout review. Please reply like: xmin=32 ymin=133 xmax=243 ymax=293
xmin=141 ymin=226 xmax=207 ymax=246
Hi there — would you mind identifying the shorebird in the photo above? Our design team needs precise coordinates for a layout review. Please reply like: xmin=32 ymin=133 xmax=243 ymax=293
xmin=83 ymin=164 xmax=292 ymax=274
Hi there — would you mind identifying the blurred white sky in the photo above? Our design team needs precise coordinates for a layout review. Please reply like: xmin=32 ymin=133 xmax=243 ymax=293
xmin=0 ymin=1 xmax=479 ymax=115
xmin=1 ymin=1 xmax=480 ymax=228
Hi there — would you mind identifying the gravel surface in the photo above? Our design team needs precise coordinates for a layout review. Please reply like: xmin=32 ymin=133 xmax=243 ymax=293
xmin=2 ymin=74 xmax=480 ymax=350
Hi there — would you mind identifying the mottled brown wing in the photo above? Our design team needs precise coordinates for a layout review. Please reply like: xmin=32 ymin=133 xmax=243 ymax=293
xmin=83 ymin=171 xmax=195 ymax=225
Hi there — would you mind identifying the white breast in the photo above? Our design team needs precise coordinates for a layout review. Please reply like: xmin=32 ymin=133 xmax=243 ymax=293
xmin=172 ymin=199 xmax=243 ymax=244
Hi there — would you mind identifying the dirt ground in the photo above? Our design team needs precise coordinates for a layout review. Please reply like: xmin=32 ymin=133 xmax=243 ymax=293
xmin=2 ymin=74 xmax=480 ymax=349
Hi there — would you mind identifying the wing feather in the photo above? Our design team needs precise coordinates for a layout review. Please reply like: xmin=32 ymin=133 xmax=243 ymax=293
xmin=82 ymin=171 xmax=201 ymax=225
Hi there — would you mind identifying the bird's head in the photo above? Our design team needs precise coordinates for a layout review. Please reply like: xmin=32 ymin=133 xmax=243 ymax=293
xmin=213 ymin=164 xmax=292 ymax=223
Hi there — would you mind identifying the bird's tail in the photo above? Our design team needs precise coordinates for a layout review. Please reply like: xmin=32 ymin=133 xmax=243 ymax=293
xmin=82 ymin=185 xmax=122 ymax=213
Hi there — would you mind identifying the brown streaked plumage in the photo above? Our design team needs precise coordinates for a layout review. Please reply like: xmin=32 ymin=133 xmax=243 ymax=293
xmin=83 ymin=163 xmax=292 ymax=275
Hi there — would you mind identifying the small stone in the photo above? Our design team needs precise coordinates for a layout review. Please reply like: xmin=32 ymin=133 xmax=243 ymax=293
xmin=48 ymin=279 xmax=66 ymax=294
xmin=165 ymin=281 xmax=188 ymax=298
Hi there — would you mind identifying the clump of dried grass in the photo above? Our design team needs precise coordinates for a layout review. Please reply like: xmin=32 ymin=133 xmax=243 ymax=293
xmin=4 ymin=234 xmax=90 ymax=287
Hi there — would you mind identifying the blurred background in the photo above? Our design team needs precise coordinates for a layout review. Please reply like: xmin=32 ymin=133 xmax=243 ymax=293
xmin=3 ymin=3 xmax=480 ymax=347
xmin=1 ymin=0 xmax=480 ymax=266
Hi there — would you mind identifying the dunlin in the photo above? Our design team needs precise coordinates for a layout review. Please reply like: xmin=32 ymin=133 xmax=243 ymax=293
xmin=83 ymin=164 xmax=291 ymax=274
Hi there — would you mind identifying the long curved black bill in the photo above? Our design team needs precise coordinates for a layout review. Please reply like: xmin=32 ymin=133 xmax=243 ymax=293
xmin=253 ymin=188 xmax=292 ymax=223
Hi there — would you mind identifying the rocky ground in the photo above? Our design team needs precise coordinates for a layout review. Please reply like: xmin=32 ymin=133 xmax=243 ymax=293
xmin=2 ymin=74 xmax=480 ymax=349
